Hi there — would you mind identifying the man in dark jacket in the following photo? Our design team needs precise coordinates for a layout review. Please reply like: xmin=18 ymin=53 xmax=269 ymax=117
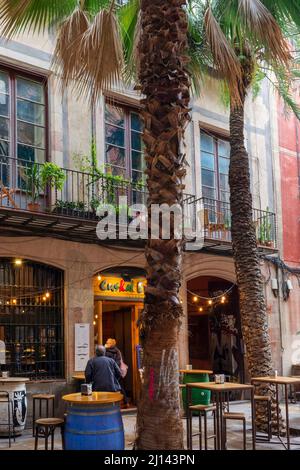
xmin=85 ymin=345 xmax=121 ymax=392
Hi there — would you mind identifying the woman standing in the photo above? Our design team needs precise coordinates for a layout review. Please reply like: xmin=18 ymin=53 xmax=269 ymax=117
xmin=105 ymin=338 xmax=129 ymax=407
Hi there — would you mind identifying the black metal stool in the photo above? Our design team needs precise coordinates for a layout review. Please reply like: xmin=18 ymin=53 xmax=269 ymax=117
xmin=34 ymin=417 xmax=64 ymax=450
xmin=254 ymin=395 xmax=272 ymax=441
xmin=32 ymin=394 xmax=55 ymax=436
xmin=0 ymin=391 xmax=15 ymax=448
xmin=188 ymin=404 xmax=217 ymax=450
xmin=223 ymin=412 xmax=247 ymax=450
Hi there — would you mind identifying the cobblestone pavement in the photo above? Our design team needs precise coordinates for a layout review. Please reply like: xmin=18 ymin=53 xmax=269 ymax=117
xmin=0 ymin=402 xmax=299 ymax=451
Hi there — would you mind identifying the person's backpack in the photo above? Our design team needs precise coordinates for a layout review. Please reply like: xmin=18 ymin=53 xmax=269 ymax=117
xmin=120 ymin=355 xmax=128 ymax=378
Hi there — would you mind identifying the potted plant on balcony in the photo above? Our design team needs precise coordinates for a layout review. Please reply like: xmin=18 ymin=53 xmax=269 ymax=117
xmin=258 ymin=208 xmax=273 ymax=247
xmin=53 ymin=200 xmax=87 ymax=217
xmin=40 ymin=163 xmax=66 ymax=192
xmin=24 ymin=163 xmax=42 ymax=211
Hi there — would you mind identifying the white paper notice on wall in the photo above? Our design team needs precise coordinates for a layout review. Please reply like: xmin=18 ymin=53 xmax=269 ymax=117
xmin=75 ymin=323 xmax=90 ymax=371
xmin=0 ymin=340 xmax=5 ymax=364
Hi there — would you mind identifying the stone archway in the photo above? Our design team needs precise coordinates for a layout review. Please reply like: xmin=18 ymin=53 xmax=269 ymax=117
xmin=181 ymin=267 xmax=246 ymax=391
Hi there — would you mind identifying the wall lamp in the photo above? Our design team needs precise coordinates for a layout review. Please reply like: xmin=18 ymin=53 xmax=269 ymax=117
xmin=271 ymin=278 xmax=278 ymax=297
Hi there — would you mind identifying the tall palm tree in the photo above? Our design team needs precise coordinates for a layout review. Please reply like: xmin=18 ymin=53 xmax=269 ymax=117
xmin=133 ymin=0 xmax=190 ymax=449
xmin=189 ymin=0 xmax=300 ymax=432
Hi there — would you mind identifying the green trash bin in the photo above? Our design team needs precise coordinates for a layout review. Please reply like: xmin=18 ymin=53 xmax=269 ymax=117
xmin=181 ymin=371 xmax=211 ymax=412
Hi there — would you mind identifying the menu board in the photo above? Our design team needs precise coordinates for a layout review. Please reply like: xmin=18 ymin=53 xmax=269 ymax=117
xmin=75 ymin=324 xmax=90 ymax=371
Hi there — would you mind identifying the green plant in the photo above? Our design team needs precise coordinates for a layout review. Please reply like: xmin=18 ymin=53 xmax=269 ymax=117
xmin=24 ymin=163 xmax=42 ymax=203
xmin=258 ymin=208 xmax=273 ymax=244
xmin=224 ymin=215 xmax=231 ymax=230
xmin=54 ymin=200 xmax=86 ymax=212
xmin=40 ymin=163 xmax=66 ymax=190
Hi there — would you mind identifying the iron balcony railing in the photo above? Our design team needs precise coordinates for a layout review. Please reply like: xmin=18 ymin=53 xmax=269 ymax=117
xmin=0 ymin=156 xmax=148 ymax=219
xmin=183 ymin=195 xmax=277 ymax=249
xmin=0 ymin=157 xmax=277 ymax=249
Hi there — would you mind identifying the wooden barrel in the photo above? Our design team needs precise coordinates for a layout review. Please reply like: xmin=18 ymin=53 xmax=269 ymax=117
xmin=0 ymin=378 xmax=29 ymax=436
xmin=179 ymin=370 xmax=212 ymax=412
xmin=63 ymin=392 xmax=124 ymax=450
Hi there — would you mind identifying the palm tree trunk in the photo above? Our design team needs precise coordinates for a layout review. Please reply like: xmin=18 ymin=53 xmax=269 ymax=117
xmin=229 ymin=56 xmax=284 ymax=433
xmin=135 ymin=0 xmax=190 ymax=450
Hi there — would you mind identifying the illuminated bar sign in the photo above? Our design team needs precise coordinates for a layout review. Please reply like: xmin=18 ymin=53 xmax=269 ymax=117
xmin=94 ymin=276 xmax=146 ymax=300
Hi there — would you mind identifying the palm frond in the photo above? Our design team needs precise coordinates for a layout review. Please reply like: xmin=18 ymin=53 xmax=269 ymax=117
xmin=77 ymin=6 xmax=124 ymax=101
xmin=204 ymin=6 xmax=242 ymax=104
xmin=261 ymin=0 xmax=300 ymax=29
xmin=0 ymin=0 xmax=111 ymax=37
xmin=52 ymin=8 xmax=90 ymax=86
xmin=273 ymin=65 xmax=300 ymax=120
xmin=237 ymin=0 xmax=291 ymax=66
xmin=0 ymin=0 xmax=78 ymax=37
xmin=118 ymin=0 xmax=140 ymax=84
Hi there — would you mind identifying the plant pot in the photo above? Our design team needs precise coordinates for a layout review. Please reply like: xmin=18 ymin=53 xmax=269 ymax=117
xmin=27 ymin=202 xmax=40 ymax=212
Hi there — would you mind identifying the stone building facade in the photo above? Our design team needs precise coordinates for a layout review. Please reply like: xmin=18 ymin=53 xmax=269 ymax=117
xmin=0 ymin=27 xmax=298 ymax=423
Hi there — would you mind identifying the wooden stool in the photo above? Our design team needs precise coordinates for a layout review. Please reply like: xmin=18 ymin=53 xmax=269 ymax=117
xmin=34 ymin=418 xmax=64 ymax=450
xmin=223 ymin=412 xmax=247 ymax=450
xmin=188 ymin=404 xmax=216 ymax=450
xmin=32 ymin=394 xmax=55 ymax=436
xmin=254 ymin=395 xmax=272 ymax=441
xmin=0 ymin=391 xmax=16 ymax=448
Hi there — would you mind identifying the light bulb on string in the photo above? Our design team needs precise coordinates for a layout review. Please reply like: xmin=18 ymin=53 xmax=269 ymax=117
xmin=12 ymin=299 xmax=17 ymax=305
xmin=95 ymin=315 xmax=98 ymax=320
xmin=45 ymin=292 xmax=50 ymax=299
xmin=221 ymin=296 xmax=226 ymax=304
xmin=93 ymin=321 xmax=96 ymax=326
xmin=208 ymin=299 xmax=213 ymax=306
xmin=97 ymin=274 xmax=101 ymax=281
xmin=199 ymin=307 xmax=203 ymax=313
xmin=193 ymin=296 xmax=198 ymax=303
xmin=42 ymin=296 xmax=46 ymax=301
xmin=14 ymin=259 xmax=22 ymax=266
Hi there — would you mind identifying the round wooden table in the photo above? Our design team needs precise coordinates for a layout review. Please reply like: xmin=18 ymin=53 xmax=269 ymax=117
xmin=0 ymin=377 xmax=29 ymax=435
xmin=62 ymin=392 xmax=124 ymax=450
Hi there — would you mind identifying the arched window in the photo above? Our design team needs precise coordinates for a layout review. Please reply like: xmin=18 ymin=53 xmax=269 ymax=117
xmin=0 ymin=259 xmax=64 ymax=379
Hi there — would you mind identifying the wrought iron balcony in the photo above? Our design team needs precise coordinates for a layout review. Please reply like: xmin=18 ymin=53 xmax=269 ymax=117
xmin=0 ymin=157 xmax=277 ymax=252
xmin=183 ymin=196 xmax=277 ymax=252
xmin=0 ymin=156 xmax=147 ymax=216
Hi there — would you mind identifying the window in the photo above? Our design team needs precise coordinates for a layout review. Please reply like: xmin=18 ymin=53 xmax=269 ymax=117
xmin=0 ymin=68 xmax=46 ymax=166
xmin=200 ymin=130 xmax=230 ymax=203
xmin=0 ymin=259 xmax=64 ymax=380
xmin=105 ymin=103 xmax=145 ymax=184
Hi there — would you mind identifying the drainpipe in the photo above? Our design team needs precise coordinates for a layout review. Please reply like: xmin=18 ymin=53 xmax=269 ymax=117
xmin=275 ymin=263 xmax=285 ymax=374
xmin=295 ymin=111 xmax=300 ymax=198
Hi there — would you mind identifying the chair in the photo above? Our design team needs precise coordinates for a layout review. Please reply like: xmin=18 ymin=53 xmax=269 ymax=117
xmin=187 ymin=404 xmax=217 ymax=450
xmin=32 ymin=394 xmax=55 ymax=436
xmin=254 ymin=395 xmax=272 ymax=441
xmin=0 ymin=391 xmax=15 ymax=448
xmin=0 ymin=179 xmax=19 ymax=208
xmin=223 ymin=412 xmax=247 ymax=450
xmin=34 ymin=417 xmax=64 ymax=450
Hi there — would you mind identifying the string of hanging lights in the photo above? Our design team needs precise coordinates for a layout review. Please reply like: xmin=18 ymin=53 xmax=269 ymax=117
xmin=187 ymin=283 xmax=235 ymax=302
xmin=184 ymin=283 xmax=235 ymax=314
